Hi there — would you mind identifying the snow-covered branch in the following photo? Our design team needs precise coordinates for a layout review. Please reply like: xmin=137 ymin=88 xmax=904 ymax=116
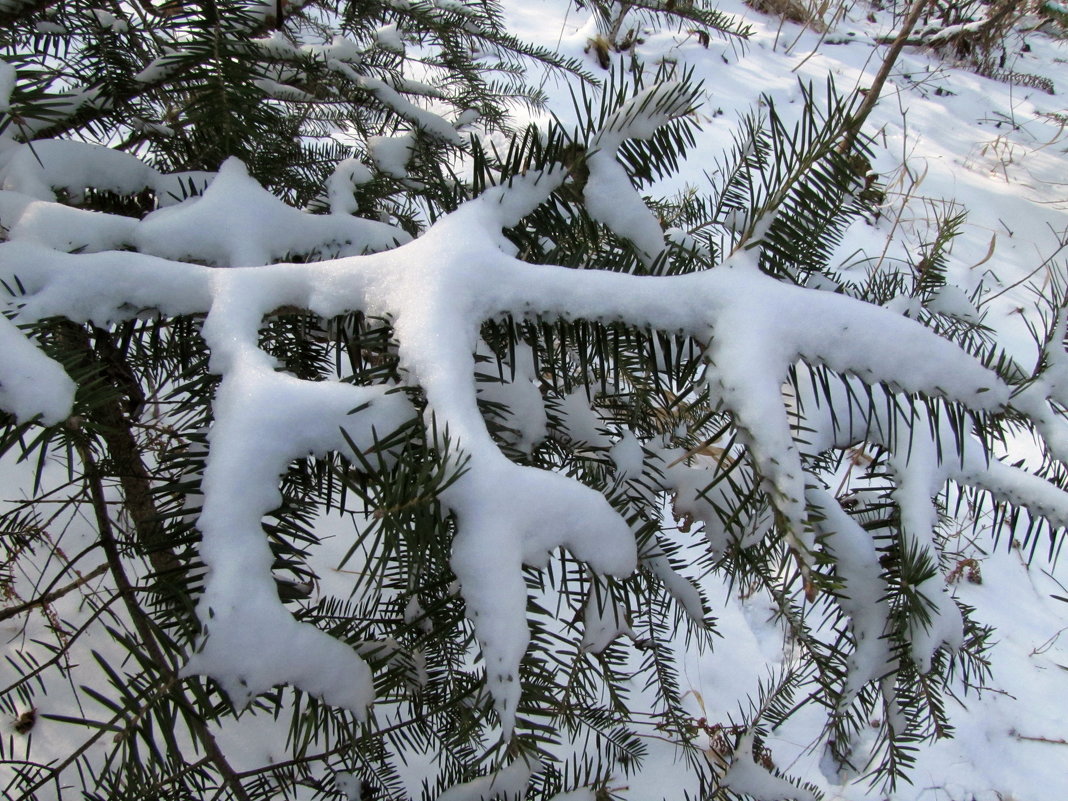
xmin=3 ymin=75 xmax=1065 ymax=740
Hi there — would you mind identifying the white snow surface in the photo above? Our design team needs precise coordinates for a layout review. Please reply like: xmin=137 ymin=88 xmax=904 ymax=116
xmin=0 ymin=115 xmax=1045 ymax=740
xmin=136 ymin=158 xmax=409 ymax=265
xmin=0 ymin=312 xmax=76 ymax=424
xmin=368 ymin=132 xmax=417 ymax=179
xmin=0 ymin=59 xmax=15 ymax=113
xmin=722 ymin=734 xmax=818 ymax=801
xmin=436 ymin=758 xmax=538 ymax=801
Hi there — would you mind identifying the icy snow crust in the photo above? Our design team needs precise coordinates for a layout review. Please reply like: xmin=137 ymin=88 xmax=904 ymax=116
xmin=2 ymin=80 xmax=1068 ymax=757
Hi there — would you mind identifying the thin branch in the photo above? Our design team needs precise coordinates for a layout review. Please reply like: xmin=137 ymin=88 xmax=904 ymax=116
xmin=982 ymin=231 xmax=1068 ymax=304
xmin=1 ymin=590 xmax=124 ymax=696
xmin=1013 ymin=731 xmax=1068 ymax=746
xmin=0 ymin=563 xmax=107 ymax=623
xmin=14 ymin=674 xmax=178 ymax=801
xmin=62 ymin=324 xmax=184 ymax=585
xmin=839 ymin=0 xmax=934 ymax=153
xmin=71 ymin=438 xmax=253 ymax=801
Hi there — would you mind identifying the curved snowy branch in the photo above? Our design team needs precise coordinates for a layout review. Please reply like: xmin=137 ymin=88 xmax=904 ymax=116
xmin=1 ymin=90 xmax=1065 ymax=735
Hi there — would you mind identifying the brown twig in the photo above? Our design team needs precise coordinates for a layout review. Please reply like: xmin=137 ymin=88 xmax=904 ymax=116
xmin=1 ymin=591 xmax=124 ymax=696
xmin=981 ymin=225 xmax=1068 ymax=304
xmin=68 ymin=439 xmax=253 ymax=801
xmin=839 ymin=0 xmax=934 ymax=153
xmin=15 ymin=676 xmax=178 ymax=801
xmin=60 ymin=323 xmax=184 ymax=585
xmin=1012 ymin=731 xmax=1068 ymax=746
xmin=0 ymin=563 xmax=108 ymax=623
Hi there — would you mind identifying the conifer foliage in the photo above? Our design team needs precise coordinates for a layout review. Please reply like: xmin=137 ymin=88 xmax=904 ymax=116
xmin=1 ymin=2 xmax=1067 ymax=800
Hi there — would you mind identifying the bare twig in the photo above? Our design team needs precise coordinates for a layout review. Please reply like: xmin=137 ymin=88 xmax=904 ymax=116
xmin=0 ymin=563 xmax=108 ymax=623
xmin=982 ymin=225 xmax=1068 ymax=304
xmin=1 ymin=591 xmax=123 ymax=696
xmin=1012 ymin=730 xmax=1068 ymax=746
xmin=839 ymin=0 xmax=934 ymax=153
xmin=15 ymin=676 xmax=178 ymax=801
xmin=69 ymin=439 xmax=253 ymax=801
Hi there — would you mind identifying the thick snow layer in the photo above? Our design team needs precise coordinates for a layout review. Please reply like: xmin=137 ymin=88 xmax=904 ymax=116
xmin=808 ymin=488 xmax=893 ymax=703
xmin=374 ymin=24 xmax=405 ymax=54
xmin=722 ymin=734 xmax=818 ymax=801
xmin=327 ymin=157 xmax=374 ymax=215
xmin=368 ymin=133 xmax=417 ymax=179
xmin=0 ymin=139 xmax=159 ymax=201
xmin=584 ymin=148 xmax=665 ymax=265
xmin=0 ymin=312 xmax=76 ymax=424
xmin=436 ymin=759 xmax=538 ymax=801
xmin=582 ymin=82 xmax=696 ymax=265
xmin=136 ymin=158 xmax=409 ymax=266
xmin=361 ymin=77 xmax=463 ymax=145
xmin=182 ymin=331 xmax=414 ymax=713
xmin=0 ymin=190 xmax=138 ymax=252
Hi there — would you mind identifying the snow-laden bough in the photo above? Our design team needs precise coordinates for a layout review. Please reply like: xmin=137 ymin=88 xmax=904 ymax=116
xmin=1 ymin=81 xmax=1067 ymax=743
